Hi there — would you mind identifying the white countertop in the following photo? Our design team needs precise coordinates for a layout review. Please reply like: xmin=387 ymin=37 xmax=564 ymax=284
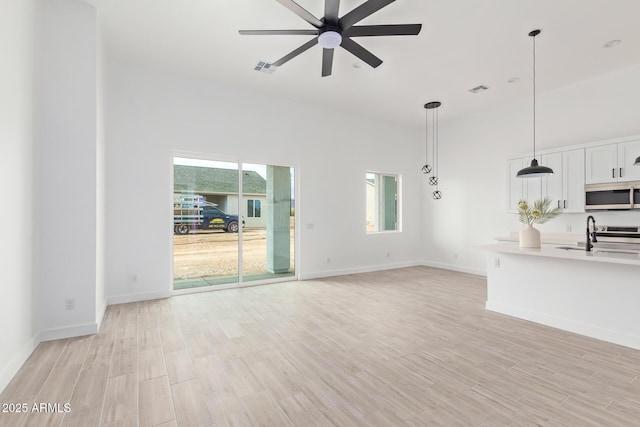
xmin=478 ymin=243 xmax=640 ymax=267
xmin=494 ymin=232 xmax=583 ymax=245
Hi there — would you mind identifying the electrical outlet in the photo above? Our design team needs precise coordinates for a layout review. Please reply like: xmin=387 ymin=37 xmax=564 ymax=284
xmin=326 ymin=257 xmax=331 ymax=264
xmin=566 ymin=225 xmax=572 ymax=232
xmin=386 ymin=252 xmax=390 ymax=258
xmin=64 ymin=298 xmax=75 ymax=311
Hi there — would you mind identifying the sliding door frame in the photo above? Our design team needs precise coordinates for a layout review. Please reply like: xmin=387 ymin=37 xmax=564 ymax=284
xmin=170 ymin=151 xmax=299 ymax=296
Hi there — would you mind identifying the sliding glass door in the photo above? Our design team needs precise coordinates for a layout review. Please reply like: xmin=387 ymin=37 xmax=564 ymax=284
xmin=242 ymin=163 xmax=295 ymax=282
xmin=172 ymin=157 xmax=295 ymax=291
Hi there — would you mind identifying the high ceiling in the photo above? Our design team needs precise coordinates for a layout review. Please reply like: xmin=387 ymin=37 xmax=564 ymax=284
xmin=87 ymin=0 xmax=640 ymax=128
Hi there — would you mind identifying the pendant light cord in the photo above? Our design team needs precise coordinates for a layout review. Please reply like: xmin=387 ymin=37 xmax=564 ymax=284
xmin=425 ymin=108 xmax=429 ymax=164
xmin=432 ymin=109 xmax=436 ymax=178
xmin=532 ymin=32 xmax=536 ymax=160
xmin=435 ymin=107 xmax=439 ymax=190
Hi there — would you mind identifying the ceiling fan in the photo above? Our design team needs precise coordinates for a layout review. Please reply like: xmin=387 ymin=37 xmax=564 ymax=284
xmin=239 ymin=0 xmax=422 ymax=77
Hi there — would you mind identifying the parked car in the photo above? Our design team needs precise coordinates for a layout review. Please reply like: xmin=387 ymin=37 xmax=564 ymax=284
xmin=174 ymin=193 xmax=243 ymax=234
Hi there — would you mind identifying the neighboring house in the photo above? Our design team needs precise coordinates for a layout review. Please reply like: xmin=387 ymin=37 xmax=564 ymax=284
xmin=174 ymin=165 xmax=267 ymax=228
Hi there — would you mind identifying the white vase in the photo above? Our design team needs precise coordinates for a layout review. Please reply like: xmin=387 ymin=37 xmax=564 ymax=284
xmin=519 ymin=224 xmax=541 ymax=248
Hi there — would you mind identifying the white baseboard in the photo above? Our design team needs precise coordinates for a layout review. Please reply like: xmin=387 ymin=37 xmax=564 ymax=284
xmin=420 ymin=260 xmax=486 ymax=277
xmin=107 ymin=290 xmax=171 ymax=306
xmin=39 ymin=322 xmax=98 ymax=342
xmin=299 ymin=260 xmax=423 ymax=280
xmin=486 ymin=301 xmax=640 ymax=351
xmin=0 ymin=335 xmax=40 ymax=394
xmin=96 ymin=300 xmax=107 ymax=332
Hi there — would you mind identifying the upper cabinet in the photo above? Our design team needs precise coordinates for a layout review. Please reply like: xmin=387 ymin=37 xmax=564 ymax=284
xmin=506 ymin=158 xmax=541 ymax=213
xmin=585 ymin=140 xmax=640 ymax=184
xmin=507 ymin=149 xmax=585 ymax=213
xmin=618 ymin=140 xmax=640 ymax=182
xmin=541 ymin=149 xmax=585 ymax=213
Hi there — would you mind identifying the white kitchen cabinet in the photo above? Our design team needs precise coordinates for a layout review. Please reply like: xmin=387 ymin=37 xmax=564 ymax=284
xmin=618 ymin=140 xmax=640 ymax=182
xmin=540 ymin=149 xmax=585 ymax=213
xmin=506 ymin=157 xmax=541 ymax=213
xmin=540 ymin=152 xmax=562 ymax=208
xmin=585 ymin=144 xmax=617 ymax=184
xmin=585 ymin=140 xmax=640 ymax=184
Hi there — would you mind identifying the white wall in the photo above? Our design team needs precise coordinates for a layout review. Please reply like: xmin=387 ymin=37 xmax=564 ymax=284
xmin=36 ymin=0 xmax=100 ymax=340
xmin=105 ymin=62 xmax=424 ymax=302
xmin=423 ymin=64 xmax=640 ymax=275
xmin=96 ymin=14 xmax=107 ymax=326
xmin=0 ymin=0 xmax=38 ymax=393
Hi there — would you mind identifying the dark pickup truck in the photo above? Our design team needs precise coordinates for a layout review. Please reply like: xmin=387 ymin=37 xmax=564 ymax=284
xmin=174 ymin=205 xmax=242 ymax=235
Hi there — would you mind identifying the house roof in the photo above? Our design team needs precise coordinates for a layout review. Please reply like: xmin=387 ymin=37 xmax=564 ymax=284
xmin=174 ymin=165 xmax=266 ymax=195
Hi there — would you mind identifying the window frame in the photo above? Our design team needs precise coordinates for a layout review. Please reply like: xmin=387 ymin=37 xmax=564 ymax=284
xmin=247 ymin=199 xmax=262 ymax=218
xmin=366 ymin=171 xmax=401 ymax=234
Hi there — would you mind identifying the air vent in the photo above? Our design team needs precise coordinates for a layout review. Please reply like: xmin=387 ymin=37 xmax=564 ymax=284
xmin=469 ymin=85 xmax=489 ymax=94
xmin=254 ymin=61 xmax=278 ymax=74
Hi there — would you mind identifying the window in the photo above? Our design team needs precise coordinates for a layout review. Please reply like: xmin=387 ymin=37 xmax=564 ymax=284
xmin=366 ymin=172 xmax=400 ymax=233
xmin=247 ymin=199 xmax=262 ymax=218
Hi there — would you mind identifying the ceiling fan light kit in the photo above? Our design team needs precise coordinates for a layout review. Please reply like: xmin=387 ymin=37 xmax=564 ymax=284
xmin=318 ymin=29 xmax=342 ymax=49
xmin=239 ymin=0 xmax=422 ymax=77
xmin=517 ymin=29 xmax=554 ymax=179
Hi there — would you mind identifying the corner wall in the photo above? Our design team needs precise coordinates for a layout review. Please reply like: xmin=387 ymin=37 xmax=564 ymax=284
xmin=35 ymin=0 xmax=101 ymax=340
xmin=0 ymin=0 xmax=38 ymax=393
xmin=423 ymin=64 xmax=640 ymax=275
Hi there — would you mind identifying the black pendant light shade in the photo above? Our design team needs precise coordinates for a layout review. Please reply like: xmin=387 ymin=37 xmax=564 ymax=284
xmin=634 ymin=156 xmax=640 ymax=166
xmin=516 ymin=158 xmax=554 ymax=177
xmin=517 ymin=29 xmax=554 ymax=179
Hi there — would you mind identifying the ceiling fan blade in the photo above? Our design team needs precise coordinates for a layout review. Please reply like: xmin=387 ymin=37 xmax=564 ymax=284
xmin=344 ymin=24 xmax=422 ymax=37
xmin=275 ymin=0 xmax=323 ymax=28
xmin=272 ymin=37 xmax=319 ymax=66
xmin=340 ymin=37 xmax=383 ymax=68
xmin=324 ymin=0 xmax=341 ymax=24
xmin=239 ymin=29 xmax=319 ymax=36
xmin=339 ymin=0 xmax=395 ymax=30
xmin=322 ymin=48 xmax=334 ymax=77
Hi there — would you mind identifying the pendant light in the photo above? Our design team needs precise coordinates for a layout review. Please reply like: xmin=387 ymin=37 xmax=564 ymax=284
xmin=517 ymin=29 xmax=554 ymax=178
xmin=423 ymin=101 xmax=442 ymax=199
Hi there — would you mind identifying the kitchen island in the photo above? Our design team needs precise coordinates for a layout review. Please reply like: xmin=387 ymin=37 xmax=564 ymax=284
xmin=480 ymin=243 xmax=640 ymax=350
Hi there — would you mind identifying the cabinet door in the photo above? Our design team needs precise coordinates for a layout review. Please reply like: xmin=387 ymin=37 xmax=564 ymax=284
xmin=540 ymin=152 xmax=562 ymax=209
xmin=507 ymin=157 xmax=543 ymax=212
xmin=507 ymin=158 xmax=525 ymax=213
xmin=562 ymin=149 xmax=585 ymax=213
xmin=585 ymin=144 xmax=618 ymax=184
xmin=617 ymin=140 xmax=640 ymax=182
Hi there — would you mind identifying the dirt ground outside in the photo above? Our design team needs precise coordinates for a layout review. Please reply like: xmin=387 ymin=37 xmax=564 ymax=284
xmin=173 ymin=226 xmax=295 ymax=280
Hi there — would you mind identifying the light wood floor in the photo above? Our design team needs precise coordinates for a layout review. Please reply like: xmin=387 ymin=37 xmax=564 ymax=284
xmin=2 ymin=266 xmax=640 ymax=426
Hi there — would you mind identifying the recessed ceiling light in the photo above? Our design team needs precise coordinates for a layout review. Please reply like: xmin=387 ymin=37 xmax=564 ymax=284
xmin=507 ymin=77 xmax=520 ymax=83
xmin=469 ymin=85 xmax=489 ymax=94
xmin=353 ymin=62 xmax=362 ymax=69
xmin=603 ymin=39 xmax=622 ymax=48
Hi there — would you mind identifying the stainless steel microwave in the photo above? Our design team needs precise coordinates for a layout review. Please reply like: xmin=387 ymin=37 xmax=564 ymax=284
xmin=585 ymin=182 xmax=640 ymax=210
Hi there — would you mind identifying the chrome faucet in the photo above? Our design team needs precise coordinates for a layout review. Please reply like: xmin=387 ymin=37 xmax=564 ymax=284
xmin=586 ymin=215 xmax=598 ymax=252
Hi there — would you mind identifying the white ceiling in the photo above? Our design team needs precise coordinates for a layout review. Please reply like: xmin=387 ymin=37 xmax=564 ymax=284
xmin=87 ymin=0 xmax=640 ymax=128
